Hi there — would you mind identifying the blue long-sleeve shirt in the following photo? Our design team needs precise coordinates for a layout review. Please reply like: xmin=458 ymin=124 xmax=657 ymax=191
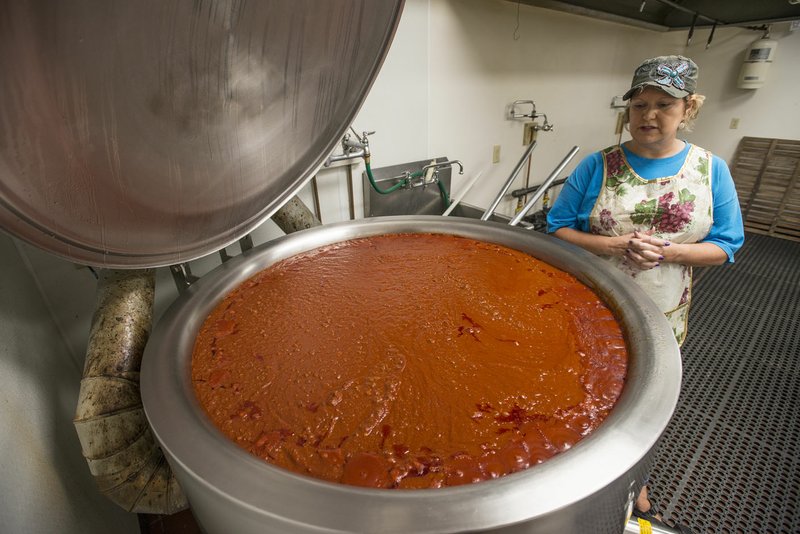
xmin=546 ymin=143 xmax=744 ymax=262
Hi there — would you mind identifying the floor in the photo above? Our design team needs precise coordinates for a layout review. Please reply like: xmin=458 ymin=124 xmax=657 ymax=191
xmin=140 ymin=232 xmax=799 ymax=534
xmin=649 ymin=232 xmax=800 ymax=534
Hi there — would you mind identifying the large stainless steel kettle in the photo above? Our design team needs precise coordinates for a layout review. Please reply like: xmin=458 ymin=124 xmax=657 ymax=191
xmin=141 ymin=215 xmax=682 ymax=534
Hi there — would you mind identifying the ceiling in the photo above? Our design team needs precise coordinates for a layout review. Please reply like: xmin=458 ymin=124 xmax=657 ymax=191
xmin=515 ymin=0 xmax=800 ymax=31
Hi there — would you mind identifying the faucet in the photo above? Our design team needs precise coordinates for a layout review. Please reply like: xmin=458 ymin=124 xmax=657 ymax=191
xmin=410 ymin=160 xmax=464 ymax=190
xmin=508 ymin=100 xmax=554 ymax=132
xmin=421 ymin=160 xmax=464 ymax=178
xmin=533 ymin=114 xmax=554 ymax=132
xmin=324 ymin=128 xmax=374 ymax=166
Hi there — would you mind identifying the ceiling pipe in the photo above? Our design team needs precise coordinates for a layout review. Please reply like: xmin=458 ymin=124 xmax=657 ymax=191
xmin=687 ymin=12 xmax=698 ymax=44
xmin=706 ymin=22 xmax=717 ymax=48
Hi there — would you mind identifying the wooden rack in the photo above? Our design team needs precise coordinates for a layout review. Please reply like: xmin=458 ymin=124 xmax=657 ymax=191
xmin=729 ymin=137 xmax=800 ymax=242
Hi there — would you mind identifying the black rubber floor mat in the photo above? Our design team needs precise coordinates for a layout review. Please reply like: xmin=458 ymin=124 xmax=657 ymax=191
xmin=648 ymin=233 xmax=800 ymax=533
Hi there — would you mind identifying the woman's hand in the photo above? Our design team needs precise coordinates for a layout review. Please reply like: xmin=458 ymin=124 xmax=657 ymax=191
xmin=627 ymin=231 xmax=730 ymax=268
xmin=625 ymin=230 xmax=669 ymax=270
xmin=553 ymin=227 xmax=728 ymax=267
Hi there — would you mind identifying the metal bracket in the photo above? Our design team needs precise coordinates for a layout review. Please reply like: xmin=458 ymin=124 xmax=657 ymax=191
xmin=218 ymin=235 xmax=255 ymax=263
xmin=169 ymin=263 xmax=199 ymax=295
xmin=172 ymin=234 xmax=256 ymax=293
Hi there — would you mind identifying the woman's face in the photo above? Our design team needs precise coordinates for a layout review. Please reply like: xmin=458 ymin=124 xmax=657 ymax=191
xmin=628 ymin=86 xmax=688 ymax=150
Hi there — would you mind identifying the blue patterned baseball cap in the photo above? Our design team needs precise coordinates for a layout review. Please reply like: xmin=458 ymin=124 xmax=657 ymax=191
xmin=623 ymin=55 xmax=698 ymax=100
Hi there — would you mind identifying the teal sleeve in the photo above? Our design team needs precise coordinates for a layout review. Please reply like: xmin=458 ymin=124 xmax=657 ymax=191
xmin=546 ymin=148 xmax=744 ymax=263
xmin=702 ymin=155 xmax=744 ymax=262
xmin=546 ymin=152 xmax=604 ymax=234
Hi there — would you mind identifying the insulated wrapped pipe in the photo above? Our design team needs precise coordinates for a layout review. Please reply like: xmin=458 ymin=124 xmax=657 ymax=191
xmin=74 ymin=269 xmax=187 ymax=514
xmin=271 ymin=196 xmax=321 ymax=234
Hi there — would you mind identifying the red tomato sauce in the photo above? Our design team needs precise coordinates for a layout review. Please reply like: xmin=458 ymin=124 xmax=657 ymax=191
xmin=192 ymin=233 xmax=627 ymax=489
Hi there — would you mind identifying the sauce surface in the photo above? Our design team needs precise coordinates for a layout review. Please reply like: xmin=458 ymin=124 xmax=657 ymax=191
xmin=192 ymin=233 xmax=627 ymax=489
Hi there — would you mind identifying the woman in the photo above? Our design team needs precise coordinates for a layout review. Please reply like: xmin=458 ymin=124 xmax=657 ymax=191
xmin=548 ymin=55 xmax=743 ymax=345
xmin=546 ymin=55 xmax=744 ymax=528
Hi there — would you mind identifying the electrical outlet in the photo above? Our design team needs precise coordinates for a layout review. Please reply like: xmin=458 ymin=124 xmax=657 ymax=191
xmin=729 ymin=118 xmax=740 ymax=129
xmin=492 ymin=144 xmax=501 ymax=163
xmin=523 ymin=122 xmax=538 ymax=145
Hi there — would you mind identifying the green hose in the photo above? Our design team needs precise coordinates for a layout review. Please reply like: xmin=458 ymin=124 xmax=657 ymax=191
xmin=437 ymin=179 xmax=451 ymax=208
xmin=365 ymin=160 xmax=451 ymax=209
xmin=365 ymin=161 xmax=408 ymax=194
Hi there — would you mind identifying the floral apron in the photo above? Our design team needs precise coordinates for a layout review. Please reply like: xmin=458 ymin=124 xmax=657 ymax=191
xmin=589 ymin=144 xmax=713 ymax=346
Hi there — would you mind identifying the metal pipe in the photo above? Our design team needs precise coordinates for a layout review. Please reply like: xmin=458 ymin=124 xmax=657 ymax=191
xmin=346 ymin=166 xmax=355 ymax=220
xmin=270 ymin=196 xmax=321 ymax=234
xmin=509 ymin=146 xmax=579 ymax=227
xmin=511 ymin=177 xmax=567 ymax=198
xmin=706 ymin=22 xmax=717 ymax=49
xmin=74 ymin=269 xmax=188 ymax=514
xmin=508 ymin=100 xmax=536 ymax=119
xmin=311 ymin=176 xmax=323 ymax=223
xmin=687 ymin=12 xmax=698 ymax=45
xmin=481 ymin=141 xmax=538 ymax=221
xmin=325 ymin=148 xmax=366 ymax=166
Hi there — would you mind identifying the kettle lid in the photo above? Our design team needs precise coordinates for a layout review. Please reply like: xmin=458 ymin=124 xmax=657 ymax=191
xmin=0 ymin=1 xmax=404 ymax=267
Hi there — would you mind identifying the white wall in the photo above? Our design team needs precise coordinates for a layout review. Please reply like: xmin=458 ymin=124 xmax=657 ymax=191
xmin=5 ymin=1 xmax=800 ymax=528
xmin=309 ymin=0 xmax=431 ymax=223
xmin=424 ymin=0 xmax=666 ymax=215
xmin=658 ymin=23 xmax=800 ymax=161
xmin=320 ymin=0 xmax=663 ymax=219
xmin=340 ymin=0 xmax=800 ymax=219
xmin=0 ymin=235 xmax=138 ymax=534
